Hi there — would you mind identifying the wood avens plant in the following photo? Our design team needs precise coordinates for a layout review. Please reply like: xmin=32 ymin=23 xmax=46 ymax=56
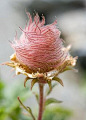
xmin=3 ymin=12 xmax=77 ymax=120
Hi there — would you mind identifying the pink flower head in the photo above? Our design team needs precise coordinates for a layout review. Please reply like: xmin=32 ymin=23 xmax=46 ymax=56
xmin=10 ymin=12 xmax=76 ymax=74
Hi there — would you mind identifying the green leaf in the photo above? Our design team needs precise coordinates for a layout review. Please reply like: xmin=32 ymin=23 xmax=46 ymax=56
xmin=45 ymin=98 xmax=62 ymax=106
xmin=52 ymin=77 xmax=64 ymax=86
xmin=31 ymin=78 xmax=38 ymax=90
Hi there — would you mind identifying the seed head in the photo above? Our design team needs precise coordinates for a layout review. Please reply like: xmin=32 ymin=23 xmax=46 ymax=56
xmin=11 ymin=13 xmax=76 ymax=73
xmin=3 ymin=12 xmax=77 ymax=86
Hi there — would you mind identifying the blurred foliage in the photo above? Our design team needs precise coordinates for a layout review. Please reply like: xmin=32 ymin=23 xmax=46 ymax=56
xmin=43 ymin=106 xmax=73 ymax=120
xmin=0 ymin=78 xmax=32 ymax=120
xmin=80 ymin=71 xmax=86 ymax=96
xmin=0 ymin=78 xmax=73 ymax=120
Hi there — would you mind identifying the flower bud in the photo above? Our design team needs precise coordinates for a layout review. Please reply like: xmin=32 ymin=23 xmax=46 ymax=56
xmin=11 ymin=13 xmax=75 ymax=73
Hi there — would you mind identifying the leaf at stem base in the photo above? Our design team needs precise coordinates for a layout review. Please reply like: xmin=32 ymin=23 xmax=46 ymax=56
xmin=45 ymin=98 xmax=62 ymax=106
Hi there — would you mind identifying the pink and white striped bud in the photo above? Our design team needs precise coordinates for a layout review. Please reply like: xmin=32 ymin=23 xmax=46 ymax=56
xmin=11 ymin=12 xmax=76 ymax=73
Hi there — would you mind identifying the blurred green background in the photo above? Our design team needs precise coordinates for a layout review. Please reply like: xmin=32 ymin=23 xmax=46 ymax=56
xmin=0 ymin=0 xmax=86 ymax=120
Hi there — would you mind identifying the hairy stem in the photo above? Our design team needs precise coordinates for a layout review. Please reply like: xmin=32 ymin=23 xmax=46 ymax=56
xmin=38 ymin=83 xmax=44 ymax=120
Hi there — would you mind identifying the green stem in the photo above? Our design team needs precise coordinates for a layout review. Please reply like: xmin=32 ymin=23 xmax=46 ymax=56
xmin=18 ymin=97 xmax=35 ymax=120
xmin=38 ymin=84 xmax=44 ymax=120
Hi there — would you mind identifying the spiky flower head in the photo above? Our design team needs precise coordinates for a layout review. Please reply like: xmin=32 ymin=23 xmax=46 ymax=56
xmin=4 ymin=12 xmax=77 ymax=88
